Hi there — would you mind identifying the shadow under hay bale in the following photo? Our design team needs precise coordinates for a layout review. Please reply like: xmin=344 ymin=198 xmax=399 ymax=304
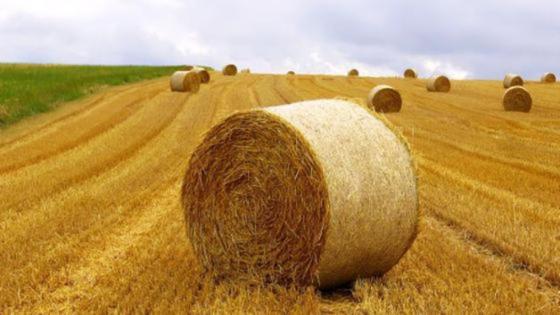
xmin=368 ymin=85 xmax=402 ymax=113
xmin=182 ymin=99 xmax=419 ymax=289
xmin=170 ymin=70 xmax=201 ymax=93
xmin=427 ymin=75 xmax=451 ymax=92
xmin=503 ymin=86 xmax=532 ymax=112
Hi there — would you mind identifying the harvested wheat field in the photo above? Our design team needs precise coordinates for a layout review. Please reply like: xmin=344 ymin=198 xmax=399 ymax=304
xmin=1 ymin=73 xmax=560 ymax=313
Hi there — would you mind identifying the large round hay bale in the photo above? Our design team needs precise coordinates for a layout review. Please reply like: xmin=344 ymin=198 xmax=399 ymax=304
xmin=182 ymin=99 xmax=419 ymax=289
xmin=348 ymin=69 xmax=359 ymax=76
xmin=192 ymin=67 xmax=211 ymax=84
xmin=404 ymin=68 xmax=417 ymax=79
xmin=503 ymin=86 xmax=532 ymax=112
xmin=367 ymin=85 xmax=402 ymax=113
xmin=503 ymin=74 xmax=523 ymax=88
xmin=427 ymin=75 xmax=451 ymax=92
xmin=287 ymin=71 xmax=295 ymax=75
xmin=541 ymin=72 xmax=556 ymax=83
xmin=223 ymin=64 xmax=238 ymax=76
xmin=170 ymin=71 xmax=201 ymax=93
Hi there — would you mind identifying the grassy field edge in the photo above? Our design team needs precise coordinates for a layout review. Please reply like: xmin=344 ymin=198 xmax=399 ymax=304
xmin=0 ymin=64 xmax=210 ymax=127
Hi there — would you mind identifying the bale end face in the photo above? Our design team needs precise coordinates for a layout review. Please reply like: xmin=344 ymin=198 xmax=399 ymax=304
xmin=348 ymin=69 xmax=359 ymax=77
xmin=368 ymin=85 xmax=402 ymax=113
xmin=182 ymin=110 xmax=329 ymax=287
xmin=182 ymin=99 xmax=419 ymax=289
xmin=427 ymin=75 xmax=451 ymax=92
xmin=503 ymin=86 xmax=532 ymax=112
xmin=541 ymin=73 xmax=556 ymax=83
xmin=404 ymin=69 xmax=417 ymax=79
xmin=223 ymin=64 xmax=238 ymax=76
xmin=503 ymin=74 xmax=524 ymax=88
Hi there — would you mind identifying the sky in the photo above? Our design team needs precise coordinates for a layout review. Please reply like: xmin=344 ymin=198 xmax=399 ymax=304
xmin=0 ymin=0 xmax=558 ymax=79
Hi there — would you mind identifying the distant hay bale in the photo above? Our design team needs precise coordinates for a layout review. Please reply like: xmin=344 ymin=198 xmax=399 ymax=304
xmin=541 ymin=72 xmax=556 ymax=83
xmin=223 ymin=64 xmax=238 ymax=76
xmin=182 ymin=99 xmax=419 ymax=289
xmin=404 ymin=68 xmax=417 ymax=79
xmin=240 ymin=68 xmax=251 ymax=73
xmin=170 ymin=71 xmax=201 ymax=93
xmin=184 ymin=65 xmax=194 ymax=71
xmin=348 ymin=69 xmax=359 ymax=76
xmin=427 ymin=75 xmax=451 ymax=92
xmin=503 ymin=74 xmax=524 ymax=88
xmin=368 ymin=85 xmax=402 ymax=113
xmin=503 ymin=86 xmax=532 ymax=112
xmin=192 ymin=67 xmax=210 ymax=84
xmin=287 ymin=71 xmax=295 ymax=75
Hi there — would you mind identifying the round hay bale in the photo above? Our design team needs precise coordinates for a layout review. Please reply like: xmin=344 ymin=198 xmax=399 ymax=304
xmin=184 ymin=65 xmax=194 ymax=71
xmin=170 ymin=71 xmax=201 ymax=93
xmin=503 ymin=74 xmax=524 ymax=88
xmin=223 ymin=64 xmax=238 ymax=76
xmin=192 ymin=67 xmax=211 ymax=84
xmin=287 ymin=71 xmax=296 ymax=75
xmin=541 ymin=72 xmax=556 ymax=83
xmin=404 ymin=68 xmax=417 ymax=79
xmin=426 ymin=75 xmax=451 ymax=92
xmin=367 ymin=85 xmax=402 ymax=113
xmin=503 ymin=86 xmax=532 ymax=112
xmin=240 ymin=68 xmax=251 ymax=74
xmin=182 ymin=99 xmax=419 ymax=289
xmin=348 ymin=69 xmax=359 ymax=76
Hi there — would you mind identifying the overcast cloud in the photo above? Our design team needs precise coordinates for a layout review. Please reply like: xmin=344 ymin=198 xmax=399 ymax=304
xmin=0 ymin=0 xmax=558 ymax=79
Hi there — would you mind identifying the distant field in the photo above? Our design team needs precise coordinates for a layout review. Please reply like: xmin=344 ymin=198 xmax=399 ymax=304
xmin=0 ymin=64 xmax=185 ymax=126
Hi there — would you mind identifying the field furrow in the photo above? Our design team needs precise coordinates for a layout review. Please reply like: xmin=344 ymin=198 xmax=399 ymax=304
xmin=1 ymin=73 xmax=559 ymax=313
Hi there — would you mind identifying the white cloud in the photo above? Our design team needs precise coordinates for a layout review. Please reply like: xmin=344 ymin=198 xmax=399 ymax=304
xmin=421 ymin=59 xmax=470 ymax=80
xmin=0 ymin=0 xmax=558 ymax=78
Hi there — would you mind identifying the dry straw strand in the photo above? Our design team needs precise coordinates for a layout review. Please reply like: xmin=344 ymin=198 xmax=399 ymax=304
xmin=404 ymin=68 xmax=417 ymax=79
xmin=541 ymin=72 xmax=556 ymax=83
xmin=348 ymin=69 xmax=359 ymax=77
xmin=367 ymin=85 xmax=402 ymax=113
xmin=182 ymin=99 xmax=419 ymax=289
xmin=192 ymin=67 xmax=211 ymax=84
xmin=427 ymin=75 xmax=451 ymax=92
xmin=503 ymin=86 xmax=532 ymax=112
xmin=503 ymin=74 xmax=524 ymax=88
xmin=223 ymin=64 xmax=238 ymax=76
xmin=170 ymin=70 xmax=201 ymax=93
